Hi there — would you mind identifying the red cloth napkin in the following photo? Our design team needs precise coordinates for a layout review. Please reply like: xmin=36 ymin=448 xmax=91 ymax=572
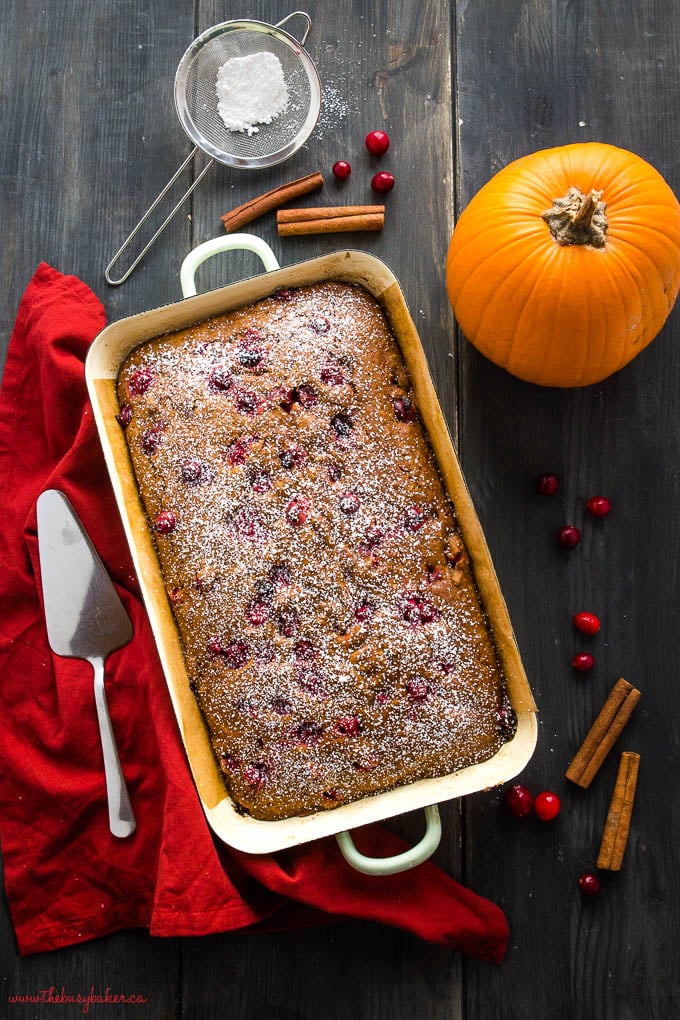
xmin=0 ymin=264 xmax=509 ymax=961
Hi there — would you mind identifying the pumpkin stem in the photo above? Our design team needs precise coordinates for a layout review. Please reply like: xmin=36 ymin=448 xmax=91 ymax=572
xmin=542 ymin=187 xmax=608 ymax=249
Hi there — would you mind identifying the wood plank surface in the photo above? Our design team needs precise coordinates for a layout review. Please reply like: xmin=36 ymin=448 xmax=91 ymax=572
xmin=1 ymin=0 xmax=679 ymax=1017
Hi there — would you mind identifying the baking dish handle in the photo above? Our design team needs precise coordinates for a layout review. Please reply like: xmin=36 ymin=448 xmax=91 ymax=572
xmin=180 ymin=234 xmax=281 ymax=297
xmin=335 ymin=804 xmax=442 ymax=876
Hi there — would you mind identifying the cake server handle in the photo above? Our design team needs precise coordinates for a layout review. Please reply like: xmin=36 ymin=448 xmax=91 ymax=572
xmin=180 ymin=234 xmax=280 ymax=297
xmin=335 ymin=804 xmax=442 ymax=876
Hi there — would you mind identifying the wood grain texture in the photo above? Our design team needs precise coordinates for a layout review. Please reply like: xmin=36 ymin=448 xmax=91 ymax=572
xmin=455 ymin=2 xmax=680 ymax=1018
xmin=2 ymin=0 xmax=680 ymax=1017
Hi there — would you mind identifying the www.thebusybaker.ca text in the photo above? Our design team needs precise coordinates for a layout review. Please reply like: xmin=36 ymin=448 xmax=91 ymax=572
xmin=8 ymin=986 xmax=148 ymax=1014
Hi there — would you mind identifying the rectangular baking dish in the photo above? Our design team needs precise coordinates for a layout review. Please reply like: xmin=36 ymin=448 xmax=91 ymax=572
xmin=86 ymin=247 xmax=537 ymax=855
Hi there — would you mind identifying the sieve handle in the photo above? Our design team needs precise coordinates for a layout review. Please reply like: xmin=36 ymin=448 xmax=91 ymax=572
xmin=335 ymin=805 xmax=442 ymax=876
xmin=276 ymin=11 xmax=312 ymax=46
xmin=180 ymin=234 xmax=281 ymax=297
xmin=104 ymin=148 xmax=215 ymax=287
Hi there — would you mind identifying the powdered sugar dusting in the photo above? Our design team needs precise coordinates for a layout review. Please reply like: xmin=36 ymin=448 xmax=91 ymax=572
xmin=118 ymin=283 xmax=511 ymax=820
xmin=216 ymin=52 xmax=288 ymax=136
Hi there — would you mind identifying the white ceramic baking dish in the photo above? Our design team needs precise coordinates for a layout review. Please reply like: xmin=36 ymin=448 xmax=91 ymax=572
xmin=86 ymin=236 xmax=537 ymax=874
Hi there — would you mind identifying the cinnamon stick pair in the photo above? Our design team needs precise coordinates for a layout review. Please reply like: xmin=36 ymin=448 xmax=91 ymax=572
xmin=565 ymin=677 xmax=640 ymax=788
xmin=277 ymin=205 xmax=385 ymax=236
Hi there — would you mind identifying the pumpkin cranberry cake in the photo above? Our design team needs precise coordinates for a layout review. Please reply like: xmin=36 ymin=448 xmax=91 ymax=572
xmin=117 ymin=281 xmax=515 ymax=820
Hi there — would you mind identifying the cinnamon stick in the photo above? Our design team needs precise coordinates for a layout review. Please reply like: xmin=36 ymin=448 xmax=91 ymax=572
xmin=221 ymin=171 xmax=324 ymax=232
xmin=597 ymin=751 xmax=640 ymax=871
xmin=565 ymin=678 xmax=641 ymax=789
xmin=277 ymin=205 xmax=385 ymax=236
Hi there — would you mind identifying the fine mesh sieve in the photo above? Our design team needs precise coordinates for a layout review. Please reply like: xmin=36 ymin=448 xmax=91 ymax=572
xmin=105 ymin=12 xmax=321 ymax=286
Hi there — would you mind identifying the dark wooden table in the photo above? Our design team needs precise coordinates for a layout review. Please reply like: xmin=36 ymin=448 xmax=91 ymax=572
xmin=2 ymin=2 xmax=678 ymax=1017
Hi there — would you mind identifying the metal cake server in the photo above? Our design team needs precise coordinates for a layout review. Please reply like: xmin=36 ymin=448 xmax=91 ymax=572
xmin=36 ymin=489 xmax=136 ymax=838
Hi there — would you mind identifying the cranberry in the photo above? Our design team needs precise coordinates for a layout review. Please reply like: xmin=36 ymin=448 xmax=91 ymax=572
xmin=209 ymin=365 xmax=233 ymax=392
xmin=336 ymin=715 xmax=362 ymax=736
xmin=572 ymin=652 xmax=595 ymax=672
xmin=154 ymin=510 xmax=177 ymax=534
xmin=320 ymin=363 xmax=345 ymax=385
xmin=180 ymin=459 xmax=203 ymax=484
xmin=578 ymin=872 xmax=601 ymax=896
xmin=279 ymin=447 xmax=307 ymax=469
xmin=426 ymin=564 xmax=442 ymax=583
xmin=246 ymin=602 xmax=270 ymax=626
xmin=275 ymin=287 xmax=294 ymax=302
xmin=236 ymin=345 xmax=267 ymax=372
xmin=220 ymin=752 xmax=240 ymax=772
xmin=365 ymin=130 xmax=390 ymax=156
xmin=534 ymin=790 xmax=561 ymax=821
xmin=292 ymin=720 xmax=324 ymax=745
xmin=355 ymin=601 xmax=374 ymax=623
xmin=406 ymin=676 xmax=430 ymax=702
xmin=223 ymin=640 xmax=250 ymax=669
xmin=297 ymin=382 xmax=318 ymax=408
xmin=327 ymin=463 xmax=342 ymax=482
xmin=308 ymin=316 xmax=330 ymax=334
xmin=339 ymin=492 xmax=360 ymax=515
xmin=403 ymin=505 xmax=426 ymax=531
xmin=276 ymin=386 xmax=297 ymax=413
xmin=574 ymin=611 xmax=601 ymax=634
xmin=363 ymin=525 xmax=383 ymax=547
xmin=269 ymin=562 xmax=291 ymax=587
xmin=167 ymin=586 xmax=185 ymax=606
xmin=401 ymin=592 xmax=438 ymax=625
xmin=116 ymin=403 xmax=132 ymax=428
xmin=271 ymin=696 xmax=293 ymax=715
xmin=234 ymin=388 xmax=261 ymax=414
xmin=497 ymin=705 xmax=518 ymax=739
xmin=371 ymin=171 xmax=395 ymax=194
xmin=295 ymin=667 xmax=323 ymax=696
xmin=587 ymin=495 xmax=612 ymax=517
xmin=254 ymin=578 xmax=274 ymax=602
xmin=294 ymin=639 xmax=317 ymax=661
xmin=127 ymin=368 xmax=154 ymax=396
xmin=504 ymin=784 xmax=534 ymax=818
xmin=285 ymin=498 xmax=310 ymax=526
xmin=207 ymin=636 xmax=224 ymax=657
xmin=330 ymin=411 xmax=353 ymax=438
xmin=557 ymin=525 xmax=580 ymax=549
xmin=322 ymin=789 xmax=339 ymax=801
xmin=393 ymin=396 xmax=415 ymax=422
xmin=243 ymin=762 xmax=267 ymax=789
xmin=537 ymin=473 xmax=559 ymax=495
xmin=141 ymin=423 xmax=165 ymax=454
xmin=332 ymin=160 xmax=352 ymax=180
xmin=225 ymin=437 xmax=252 ymax=465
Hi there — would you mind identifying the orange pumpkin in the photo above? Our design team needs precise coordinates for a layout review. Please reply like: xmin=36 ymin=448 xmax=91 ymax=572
xmin=446 ymin=142 xmax=680 ymax=386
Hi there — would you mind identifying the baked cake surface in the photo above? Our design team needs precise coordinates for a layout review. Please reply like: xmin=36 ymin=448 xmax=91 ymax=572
xmin=117 ymin=282 xmax=514 ymax=820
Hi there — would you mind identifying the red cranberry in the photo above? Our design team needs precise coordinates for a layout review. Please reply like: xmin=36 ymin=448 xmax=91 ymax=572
xmin=154 ymin=510 xmax=177 ymax=534
xmin=249 ymin=469 xmax=272 ymax=493
xmin=295 ymin=666 xmax=323 ymax=695
xmin=557 ymin=525 xmax=580 ymax=549
xmin=406 ymin=676 xmax=430 ymax=702
xmin=339 ymin=492 xmax=360 ymax=515
xmin=269 ymin=563 xmax=291 ymax=587
xmin=534 ymin=790 xmax=561 ymax=821
xmin=403 ymin=505 xmax=426 ymax=531
xmin=223 ymin=640 xmax=250 ymax=669
xmin=292 ymin=720 xmax=324 ymax=745
xmin=332 ymin=160 xmax=352 ymax=180
xmin=236 ymin=345 xmax=267 ymax=372
xmin=141 ymin=423 xmax=165 ymax=454
xmin=180 ymin=459 xmax=203 ymax=484
xmin=336 ymin=715 xmax=362 ymax=736
xmin=279 ymin=447 xmax=307 ymax=469
xmin=271 ymin=696 xmax=293 ymax=715
xmin=207 ymin=636 xmax=223 ymax=657
xmin=365 ymin=130 xmax=390 ymax=156
xmin=587 ymin=495 xmax=612 ymax=517
xmin=246 ymin=602 xmax=270 ymax=626
xmin=355 ymin=601 xmax=374 ymax=622
xmin=504 ymin=784 xmax=533 ymax=818
xmin=497 ymin=705 xmax=518 ymax=739
xmin=275 ymin=287 xmax=294 ymax=302
xmin=371 ymin=171 xmax=395 ymax=194
xmin=225 ymin=437 xmax=252 ymax=465
xmin=537 ymin=473 xmax=559 ymax=495
xmin=401 ymin=592 xmax=437 ymax=625
xmin=320 ymin=363 xmax=345 ymax=385
xmin=116 ymin=403 xmax=133 ymax=428
xmin=243 ymin=762 xmax=267 ymax=789
xmin=220 ymin=752 xmax=240 ymax=772
xmin=330 ymin=411 xmax=353 ymax=438
xmin=285 ymin=498 xmax=309 ymax=526
xmin=327 ymin=463 xmax=342 ymax=482
xmin=235 ymin=388 xmax=261 ymax=414
xmin=308 ymin=316 xmax=330 ymax=334
xmin=322 ymin=789 xmax=340 ymax=801
xmin=574 ymin=611 xmax=601 ymax=634
xmin=127 ymin=368 xmax=154 ymax=396
xmin=294 ymin=639 xmax=317 ymax=661
xmin=209 ymin=365 xmax=233 ymax=392
xmin=572 ymin=652 xmax=595 ymax=672
xmin=393 ymin=395 xmax=415 ymax=422
xmin=276 ymin=386 xmax=298 ymax=413
xmin=578 ymin=872 xmax=601 ymax=896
